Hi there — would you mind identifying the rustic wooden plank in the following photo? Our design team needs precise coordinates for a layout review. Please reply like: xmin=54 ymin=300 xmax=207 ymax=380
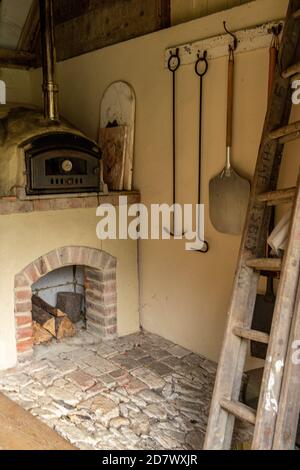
xmin=252 ymin=171 xmax=300 ymax=449
xmin=246 ymin=258 xmax=282 ymax=272
xmin=257 ymin=187 xmax=295 ymax=205
xmin=233 ymin=327 xmax=269 ymax=344
xmin=204 ymin=0 xmax=300 ymax=450
xmin=219 ymin=399 xmax=256 ymax=426
xmin=54 ymin=0 xmax=168 ymax=62
xmin=0 ymin=393 xmax=75 ymax=450
xmin=0 ymin=49 xmax=36 ymax=69
xmin=273 ymin=278 xmax=300 ymax=449
xmin=269 ymin=120 xmax=300 ymax=140
xmin=17 ymin=0 xmax=40 ymax=53
xmin=282 ymin=61 xmax=300 ymax=78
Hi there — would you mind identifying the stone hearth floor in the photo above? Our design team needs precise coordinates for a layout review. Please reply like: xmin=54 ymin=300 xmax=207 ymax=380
xmin=0 ymin=330 xmax=253 ymax=450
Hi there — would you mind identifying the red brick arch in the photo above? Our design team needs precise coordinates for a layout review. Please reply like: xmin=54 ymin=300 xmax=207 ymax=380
xmin=14 ymin=246 xmax=117 ymax=359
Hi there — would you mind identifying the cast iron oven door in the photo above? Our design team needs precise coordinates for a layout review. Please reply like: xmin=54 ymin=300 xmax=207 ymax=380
xmin=25 ymin=132 xmax=101 ymax=195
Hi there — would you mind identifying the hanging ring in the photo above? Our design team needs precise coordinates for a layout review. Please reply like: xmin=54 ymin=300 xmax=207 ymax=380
xmin=168 ymin=48 xmax=181 ymax=73
xmin=195 ymin=50 xmax=208 ymax=77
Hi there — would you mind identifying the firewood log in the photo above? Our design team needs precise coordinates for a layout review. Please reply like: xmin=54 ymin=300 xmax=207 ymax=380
xmin=32 ymin=295 xmax=66 ymax=318
xmin=55 ymin=316 xmax=76 ymax=340
xmin=32 ymin=305 xmax=56 ymax=337
xmin=32 ymin=321 xmax=53 ymax=344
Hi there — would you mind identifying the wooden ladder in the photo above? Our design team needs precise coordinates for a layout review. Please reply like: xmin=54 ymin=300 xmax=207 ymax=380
xmin=204 ymin=0 xmax=300 ymax=450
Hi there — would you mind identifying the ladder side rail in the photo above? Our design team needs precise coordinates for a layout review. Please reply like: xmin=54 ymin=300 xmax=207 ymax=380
xmin=273 ymin=261 xmax=300 ymax=449
xmin=204 ymin=0 xmax=300 ymax=450
xmin=252 ymin=172 xmax=300 ymax=449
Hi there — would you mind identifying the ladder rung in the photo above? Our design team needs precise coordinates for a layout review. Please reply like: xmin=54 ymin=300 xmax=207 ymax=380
xmin=293 ymin=9 xmax=300 ymax=18
xmin=246 ymin=258 xmax=282 ymax=272
xmin=269 ymin=120 xmax=300 ymax=140
xmin=279 ymin=130 xmax=300 ymax=145
xmin=291 ymin=73 xmax=300 ymax=81
xmin=257 ymin=187 xmax=295 ymax=205
xmin=220 ymin=399 xmax=256 ymax=425
xmin=233 ymin=327 xmax=270 ymax=344
xmin=282 ymin=61 xmax=300 ymax=79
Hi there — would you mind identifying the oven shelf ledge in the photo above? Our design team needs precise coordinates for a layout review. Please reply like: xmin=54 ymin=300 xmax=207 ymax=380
xmin=0 ymin=190 xmax=140 ymax=215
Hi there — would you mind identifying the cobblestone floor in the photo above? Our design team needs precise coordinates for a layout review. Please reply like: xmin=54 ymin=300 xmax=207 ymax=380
xmin=0 ymin=330 xmax=252 ymax=450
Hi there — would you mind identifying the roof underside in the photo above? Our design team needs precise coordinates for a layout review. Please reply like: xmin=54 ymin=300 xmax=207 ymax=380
xmin=0 ymin=0 xmax=33 ymax=49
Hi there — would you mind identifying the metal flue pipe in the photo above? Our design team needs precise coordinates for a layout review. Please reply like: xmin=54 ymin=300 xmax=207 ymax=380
xmin=39 ymin=0 xmax=59 ymax=121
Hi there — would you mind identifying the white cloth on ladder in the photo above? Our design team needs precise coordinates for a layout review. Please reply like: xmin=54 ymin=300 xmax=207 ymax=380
xmin=267 ymin=209 xmax=292 ymax=254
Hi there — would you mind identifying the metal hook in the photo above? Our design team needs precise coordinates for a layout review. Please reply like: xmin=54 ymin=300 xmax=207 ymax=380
xmin=269 ymin=23 xmax=282 ymax=49
xmin=168 ymin=48 xmax=181 ymax=73
xmin=269 ymin=23 xmax=283 ymax=37
xmin=223 ymin=21 xmax=238 ymax=53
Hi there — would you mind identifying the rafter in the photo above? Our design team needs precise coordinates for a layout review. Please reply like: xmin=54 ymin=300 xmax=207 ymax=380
xmin=0 ymin=48 xmax=36 ymax=69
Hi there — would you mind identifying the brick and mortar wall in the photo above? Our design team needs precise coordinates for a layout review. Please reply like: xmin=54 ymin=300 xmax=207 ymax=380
xmin=14 ymin=246 xmax=117 ymax=359
xmin=84 ymin=267 xmax=117 ymax=339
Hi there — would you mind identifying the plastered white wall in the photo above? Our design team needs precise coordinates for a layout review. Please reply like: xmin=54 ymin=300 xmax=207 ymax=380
xmin=0 ymin=68 xmax=32 ymax=105
xmin=0 ymin=208 xmax=140 ymax=370
xmin=29 ymin=0 xmax=299 ymax=364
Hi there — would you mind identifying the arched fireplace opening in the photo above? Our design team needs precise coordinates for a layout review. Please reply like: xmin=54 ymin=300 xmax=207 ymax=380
xmin=14 ymin=246 xmax=117 ymax=360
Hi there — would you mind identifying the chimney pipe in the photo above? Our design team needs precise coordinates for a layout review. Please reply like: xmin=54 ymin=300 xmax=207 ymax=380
xmin=39 ymin=0 xmax=59 ymax=121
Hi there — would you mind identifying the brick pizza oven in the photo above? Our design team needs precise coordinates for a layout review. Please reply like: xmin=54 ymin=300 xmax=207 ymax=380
xmin=0 ymin=0 xmax=140 ymax=370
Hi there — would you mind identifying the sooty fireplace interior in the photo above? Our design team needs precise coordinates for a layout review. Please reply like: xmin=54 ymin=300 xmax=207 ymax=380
xmin=25 ymin=132 xmax=101 ymax=195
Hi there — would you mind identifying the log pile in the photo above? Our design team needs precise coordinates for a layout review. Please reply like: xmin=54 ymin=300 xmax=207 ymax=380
xmin=32 ymin=295 xmax=75 ymax=344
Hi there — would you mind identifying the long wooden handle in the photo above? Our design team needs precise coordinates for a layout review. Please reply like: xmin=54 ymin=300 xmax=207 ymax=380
xmin=268 ymin=46 xmax=277 ymax=103
xmin=226 ymin=53 xmax=234 ymax=148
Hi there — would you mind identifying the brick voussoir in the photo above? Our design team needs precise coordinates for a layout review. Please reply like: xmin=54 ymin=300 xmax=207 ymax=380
xmin=57 ymin=246 xmax=72 ymax=266
xmin=45 ymin=249 xmax=62 ymax=271
xmin=14 ymin=273 xmax=30 ymax=289
xmin=23 ymin=263 xmax=40 ymax=284
xmin=34 ymin=256 xmax=50 ymax=277
xmin=68 ymin=246 xmax=85 ymax=265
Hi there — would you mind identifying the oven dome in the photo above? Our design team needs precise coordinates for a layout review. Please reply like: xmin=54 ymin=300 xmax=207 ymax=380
xmin=0 ymin=106 xmax=103 ymax=197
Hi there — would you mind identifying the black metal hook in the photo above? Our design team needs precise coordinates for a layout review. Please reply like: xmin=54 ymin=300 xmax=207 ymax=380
xmin=223 ymin=21 xmax=238 ymax=53
xmin=269 ymin=23 xmax=283 ymax=38
xmin=269 ymin=23 xmax=282 ymax=50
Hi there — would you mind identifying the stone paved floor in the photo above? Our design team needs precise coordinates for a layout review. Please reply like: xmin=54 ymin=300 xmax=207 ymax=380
xmin=0 ymin=330 xmax=253 ymax=450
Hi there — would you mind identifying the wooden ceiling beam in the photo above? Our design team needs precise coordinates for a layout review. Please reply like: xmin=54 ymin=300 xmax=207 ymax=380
xmin=17 ymin=0 xmax=40 ymax=53
xmin=14 ymin=0 xmax=171 ymax=65
xmin=0 ymin=48 xmax=36 ymax=69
